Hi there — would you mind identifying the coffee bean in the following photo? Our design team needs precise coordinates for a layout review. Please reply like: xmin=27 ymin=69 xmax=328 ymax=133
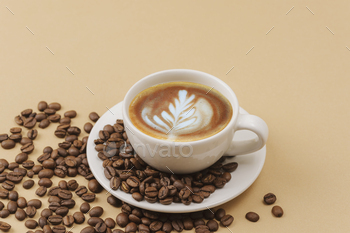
xmin=131 ymin=192 xmax=143 ymax=202
xmin=36 ymin=186 xmax=47 ymax=197
xmin=28 ymin=199 xmax=42 ymax=209
xmin=0 ymin=201 xmax=3 ymax=211
xmin=7 ymin=201 xmax=17 ymax=214
xmin=195 ymin=225 xmax=210 ymax=233
xmin=62 ymin=215 xmax=74 ymax=227
xmin=35 ymin=112 xmax=47 ymax=122
xmin=84 ymin=123 xmax=93 ymax=133
xmin=180 ymin=217 xmax=192 ymax=230
xmin=23 ymin=117 xmax=37 ymax=129
xmin=54 ymin=129 xmax=66 ymax=138
xmin=39 ymin=169 xmax=54 ymax=179
xmin=2 ymin=180 xmax=15 ymax=190
xmin=272 ymin=205 xmax=283 ymax=217
xmin=25 ymin=219 xmax=38 ymax=229
xmin=20 ymin=137 xmax=33 ymax=146
xmin=41 ymin=208 xmax=52 ymax=218
xmin=14 ymin=152 xmax=28 ymax=164
xmin=116 ymin=213 xmax=129 ymax=227
xmin=245 ymin=212 xmax=259 ymax=222
xmin=58 ymin=190 xmax=72 ymax=200
xmin=39 ymin=178 xmax=53 ymax=188
xmin=14 ymin=115 xmax=23 ymax=125
xmin=27 ymin=129 xmax=38 ymax=140
xmin=21 ymin=179 xmax=34 ymax=189
xmin=52 ymin=225 xmax=66 ymax=233
xmin=48 ymin=102 xmax=61 ymax=111
xmin=0 ymin=209 xmax=10 ymax=218
xmin=59 ymin=117 xmax=71 ymax=125
xmin=48 ymin=114 xmax=61 ymax=122
xmin=73 ymin=211 xmax=85 ymax=224
xmin=0 ymin=174 xmax=7 ymax=184
xmin=38 ymin=216 xmax=48 ymax=228
xmin=49 ymin=202 xmax=61 ymax=212
xmin=21 ymin=109 xmax=32 ymax=117
xmin=87 ymin=217 xmax=104 ymax=226
xmin=67 ymin=126 xmax=81 ymax=136
xmin=145 ymin=187 xmax=158 ymax=198
xmin=95 ymin=222 xmax=107 ymax=233
xmin=39 ymin=119 xmax=51 ymax=129
xmin=213 ymin=177 xmax=226 ymax=188
xmin=9 ymin=133 xmax=22 ymax=142
xmin=7 ymin=162 xmax=19 ymax=170
xmin=26 ymin=205 xmax=37 ymax=218
xmin=0 ymin=134 xmax=8 ymax=143
xmin=89 ymin=206 xmax=104 ymax=218
xmin=107 ymin=195 xmax=122 ymax=207
xmin=150 ymin=221 xmax=163 ymax=231
xmin=1 ymin=139 xmax=15 ymax=149
xmin=206 ymin=219 xmax=218 ymax=231
xmin=220 ymin=214 xmax=233 ymax=227
xmin=38 ymin=101 xmax=48 ymax=111
xmin=222 ymin=162 xmax=238 ymax=172
xmin=214 ymin=208 xmax=225 ymax=221
xmin=61 ymin=199 xmax=75 ymax=209
xmin=48 ymin=215 xmax=63 ymax=225
xmin=0 ymin=221 xmax=11 ymax=231
xmin=172 ymin=219 xmax=184 ymax=232
xmin=162 ymin=221 xmax=173 ymax=232
xmin=48 ymin=186 xmax=61 ymax=196
xmin=264 ymin=193 xmax=276 ymax=205
xmin=81 ymin=193 xmax=95 ymax=202
xmin=125 ymin=222 xmax=137 ymax=233
xmin=48 ymin=196 xmax=61 ymax=204
xmin=105 ymin=217 xmax=115 ymax=228
xmin=88 ymin=179 xmax=103 ymax=193
xmin=89 ymin=112 xmax=100 ymax=122
xmin=81 ymin=226 xmax=95 ymax=233
xmin=64 ymin=110 xmax=77 ymax=118
xmin=17 ymin=197 xmax=27 ymax=208
xmin=78 ymin=202 xmax=90 ymax=214
xmin=15 ymin=208 xmax=26 ymax=221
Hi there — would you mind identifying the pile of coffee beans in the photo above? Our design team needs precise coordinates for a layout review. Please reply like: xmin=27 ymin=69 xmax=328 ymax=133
xmin=95 ymin=119 xmax=238 ymax=205
xmin=0 ymin=101 xmax=284 ymax=232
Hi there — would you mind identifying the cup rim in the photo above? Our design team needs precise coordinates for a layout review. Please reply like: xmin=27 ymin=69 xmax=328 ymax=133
xmin=122 ymin=69 xmax=239 ymax=145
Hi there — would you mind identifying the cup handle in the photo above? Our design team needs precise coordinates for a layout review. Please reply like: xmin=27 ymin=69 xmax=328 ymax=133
xmin=225 ymin=114 xmax=268 ymax=156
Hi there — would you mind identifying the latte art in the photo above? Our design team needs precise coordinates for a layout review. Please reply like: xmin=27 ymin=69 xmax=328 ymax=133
xmin=129 ymin=82 xmax=233 ymax=141
xmin=141 ymin=90 xmax=213 ymax=137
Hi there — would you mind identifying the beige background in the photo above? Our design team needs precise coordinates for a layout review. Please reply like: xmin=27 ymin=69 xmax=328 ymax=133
xmin=1 ymin=0 xmax=350 ymax=232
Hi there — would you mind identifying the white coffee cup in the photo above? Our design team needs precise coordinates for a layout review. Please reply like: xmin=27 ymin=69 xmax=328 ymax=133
xmin=122 ymin=69 xmax=268 ymax=174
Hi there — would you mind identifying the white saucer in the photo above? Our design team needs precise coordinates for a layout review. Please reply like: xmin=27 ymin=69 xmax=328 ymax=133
xmin=87 ymin=101 xmax=266 ymax=213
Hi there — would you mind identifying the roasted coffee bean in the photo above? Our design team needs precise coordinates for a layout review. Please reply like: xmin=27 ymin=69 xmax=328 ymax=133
xmin=158 ymin=186 xmax=169 ymax=200
xmin=0 ymin=202 xmax=4 ymax=211
xmin=0 ymin=134 xmax=8 ymax=143
xmin=8 ymin=191 xmax=18 ymax=201
xmin=38 ymin=101 xmax=48 ymax=111
xmin=21 ymin=109 xmax=33 ymax=117
xmin=159 ymin=196 xmax=173 ymax=205
xmin=95 ymin=222 xmax=107 ymax=233
xmin=64 ymin=110 xmax=77 ymax=118
xmin=145 ymin=187 xmax=158 ymax=198
xmin=39 ymin=119 xmax=51 ymax=129
xmin=27 ymin=129 xmax=38 ymax=140
xmin=35 ymin=112 xmax=47 ymax=122
xmin=220 ymin=214 xmax=233 ymax=227
xmin=81 ymin=193 xmax=95 ymax=202
xmin=89 ymin=206 xmax=103 ymax=218
xmin=28 ymin=199 xmax=42 ymax=209
xmin=0 ymin=209 xmax=10 ymax=218
xmin=57 ymin=180 xmax=67 ymax=190
xmin=7 ymin=162 xmax=19 ymax=170
xmin=172 ymin=219 xmax=184 ymax=232
xmin=41 ymin=208 xmax=52 ymax=218
xmin=245 ymin=212 xmax=259 ymax=222
xmin=23 ymin=179 xmax=35 ymax=189
xmin=272 ymin=205 xmax=283 ymax=217
xmin=54 ymin=129 xmax=66 ymax=138
xmin=99 ymin=130 xmax=110 ymax=140
xmin=58 ymin=142 xmax=71 ymax=150
xmin=49 ymin=202 xmax=61 ymax=212
xmin=58 ymin=190 xmax=72 ymax=200
xmin=48 ymin=215 xmax=63 ymax=225
xmin=48 ymin=186 xmax=61 ymax=196
xmin=205 ymin=220 xmax=218 ymax=231
xmin=81 ymin=226 xmax=95 ymax=233
xmin=221 ymin=172 xmax=231 ymax=182
xmin=10 ymin=127 xmax=21 ymax=134
xmin=9 ymin=133 xmax=22 ymax=142
xmin=162 ymin=221 xmax=173 ymax=232
xmin=14 ymin=167 xmax=26 ymax=177
xmin=0 ymin=174 xmax=7 ymax=184
xmin=39 ymin=169 xmax=54 ymax=179
xmin=73 ymin=211 xmax=85 ymax=224
xmin=14 ymin=115 xmax=24 ymax=125
xmin=87 ymin=217 xmax=104 ymax=226
xmin=145 ymin=196 xmax=157 ymax=203
xmin=195 ymin=225 xmax=210 ymax=233
xmin=61 ymin=199 xmax=75 ymax=209
xmin=105 ymin=217 xmax=115 ymax=228
xmin=54 ymin=166 xmax=67 ymax=178
xmin=173 ymin=180 xmax=185 ymax=191
xmin=38 ymin=216 xmax=48 ymax=228
xmin=14 ymin=152 xmax=27 ymax=164
xmin=203 ymin=209 xmax=215 ymax=220
xmin=25 ymin=219 xmax=38 ymax=229
xmin=55 ymin=206 xmax=69 ymax=217
xmin=62 ymin=215 xmax=74 ymax=227
xmin=182 ymin=217 xmax=193 ymax=230
xmin=52 ymin=225 xmax=66 ymax=233
xmin=1 ymin=139 xmax=15 ymax=149
xmin=193 ymin=219 xmax=205 ymax=227
xmin=110 ymin=177 xmax=121 ymax=190
xmin=126 ymin=176 xmax=140 ymax=188
xmin=7 ymin=201 xmax=17 ymax=214
xmin=192 ymin=193 xmax=204 ymax=203
xmin=79 ymin=202 xmax=90 ymax=214
xmin=178 ymin=188 xmax=191 ymax=200
xmin=0 ymin=221 xmax=11 ymax=231
xmin=17 ymin=197 xmax=27 ymax=208
xmin=128 ymin=214 xmax=141 ymax=224
xmin=23 ymin=117 xmax=37 ymax=129
xmin=48 ymin=196 xmax=61 ymax=204
xmin=20 ymin=137 xmax=33 ymax=145
xmin=48 ymin=102 xmax=61 ymax=111
xmin=39 ymin=178 xmax=53 ymax=188
xmin=215 ymin=208 xmax=225 ymax=221
xmin=15 ymin=208 xmax=26 ymax=221
xmin=121 ymin=181 xmax=130 ymax=193
xmin=26 ymin=205 xmax=37 ymax=218
xmin=150 ymin=221 xmax=163 ymax=231
xmin=88 ymin=179 xmax=103 ymax=193
xmin=27 ymin=170 xmax=34 ymax=178
xmin=104 ymin=166 xmax=116 ymax=180
xmin=222 ymin=162 xmax=238 ymax=172
xmin=36 ymin=186 xmax=47 ymax=197
xmin=2 ymin=181 xmax=15 ymax=190
xmin=132 ymin=192 xmax=143 ymax=202
xmin=67 ymin=126 xmax=81 ymax=136
xmin=60 ymin=117 xmax=71 ymax=125
xmin=107 ymin=195 xmax=122 ymax=207
xmin=125 ymin=222 xmax=137 ymax=233
xmin=116 ymin=213 xmax=129 ymax=227
xmin=213 ymin=177 xmax=226 ymax=188
xmin=121 ymin=204 xmax=132 ymax=215
xmin=84 ymin=123 xmax=93 ymax=133
xmin=89 ymin=112 xmax=100 ymax=122
xmin=264 ymin=193 xmax=276 ymax=205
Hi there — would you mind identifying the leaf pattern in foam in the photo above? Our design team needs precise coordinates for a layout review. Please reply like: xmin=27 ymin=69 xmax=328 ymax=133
xmin=141 ymin=90 xmax=213 ymax=136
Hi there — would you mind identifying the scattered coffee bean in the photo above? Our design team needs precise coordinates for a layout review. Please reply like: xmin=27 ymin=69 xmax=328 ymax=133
xmin=62 ymin=215 xmax=74 ymax=227
xmin=245 ymin=212 xmax=259 ymax=222
xmin=27 ymin=129 xmax=38 ymax=140
xmin=222 ymin=162 xmax=238 ymax=172
xmin=17 ymin=197 xmax=27 ymax=208
xmin=81 ymin=226 xmax=95 ymax=233
xmin=116 ymin=213 xmax=129 ymax=227
xmin=39 ymin=119 xmax=51 ymax=128
xmin=64 ymin=110 xmax=77 ymax=118
xmin=26 ymin=206 xmax=37 ymax=218
xmin=52 ymin=225 xmax=66 ymax=233
xmin=73 ymin=211 xmax=85 ymax=224
xmin=264 ymin=193 xmax=276 ymax=205
xmin=15 ymin=208 xmax=26 ymax=221
xmin=80 ymin=202 xmax=90 ymax=214
xmin=214 ymin=208 xmax=225 ymax=221
xmin=220 ymin=214 xmax=233 ymax=227
xmin=28 ymin=199 xmax=42 ymax=209
xmin=89 ymin=206 xmax=104 ymax=217
xmin=84 ymin=123 xmax=93 ymax=133
xmin=105 ymin=217 xmax=115 ymax=229
xmin=48 ymin=102 xmax=61 ymax=111
xmin=38 ymin=101 xmax=48 ymax=111
xmin=272 ymin=205 xmax=283 ymax=217
xmin=0 ymin=209 xmax=10 ymax=218
xmin=41 ymin=208 xmax=52 ymax=218
xmin=8 ymin=190 xmax=18 ymax=201
xmin=48 ymin=215 xmax=63 ymax=225
xmin=1 ymin=140 xmax=16 ymax=149
xmin=206 ymin=219 xmax=218 ymax=231
xmin=36 ymin=186 xmax=47 ymax=197
xmin=81 ymin=193 xmax=95 ymax=202
xmin=23 ymin=117 xmax=37 ymax=129
xmin=88 ymin=179 xmax=103 ymax=193
xmin=0 ymin=221 xmax=11 ymax=232
xmin=89 ymin=112 xmax=100 ymax=122
xmin=87 ymin=217 xmax=104 ymax=226
xmin=107 ymin=195 xmax=122 ymax=207
xmin=25 ymin=219 xmax=38 ymax=229
xmin=7 ymin=201 xmax=17 ymax=214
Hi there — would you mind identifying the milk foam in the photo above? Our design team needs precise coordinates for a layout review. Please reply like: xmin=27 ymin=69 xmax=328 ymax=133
xmin=141 ymin=90 xmax=213 ymax=138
